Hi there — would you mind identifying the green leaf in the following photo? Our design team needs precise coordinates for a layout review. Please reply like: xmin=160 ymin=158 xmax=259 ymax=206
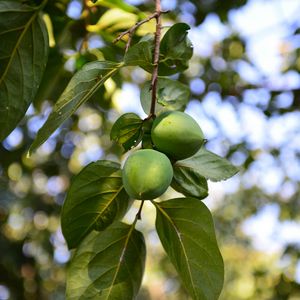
xmin=87 ymin=8 xmax=138 ymax=32
xmin=0 ymin=1 xmax=48 ymax=141
xmin=159 ymin=23 xmax=193 ymax=75
xmin=171 ymin=165 xmax=208 ymax=200
xmin=124 ymin=41 xmax=153 ymax=71
xmin=29 ymin=60 xmax=121 ymax=154
xmin=140 ymin=78 xmax=190 ymax=114
xmin=110 ymin=113 xmax=143 ymax=151
xmin=154 ymin=198 xmax=224 ymax=300
xmin=66 ymin=222 xmax=146 ymax=300
xmin=61 ymin=160 xmax=130 ymax=249
xmin=176 ymin=147 xmax=239 ymax=182
xmin=91 ymin=0 xmax=139 ymax=14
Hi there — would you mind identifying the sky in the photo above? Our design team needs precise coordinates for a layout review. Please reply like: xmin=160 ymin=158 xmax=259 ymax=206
xmin=112 ymin=0 xmax=300 ymax=278
xmin=2 ymin=0 xmax=300 ymax=289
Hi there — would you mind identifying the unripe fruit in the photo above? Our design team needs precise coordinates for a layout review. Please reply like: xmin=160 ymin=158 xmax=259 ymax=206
xmin=151 ymin=111 xmax=204 ymax=160
xmin=122 ymin=149 xmax=173 ymax=200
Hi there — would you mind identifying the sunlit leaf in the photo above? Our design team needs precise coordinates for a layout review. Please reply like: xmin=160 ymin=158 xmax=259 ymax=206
xmin=176 ymin=147 xmax=239 ymax=182
xmin=90 ymin=0 xmax=139 ymax=14
xmin=110 ymin=113 xmax=143 ymax=151
xmin=154 ymin=198 xmax=224 ymax=300
xmin=0 ymin=1 xmax=48 ymax=141
xmin=66 ymin=222 xmax=146 ymax=300
xmin=87 ymin=8 xmax=137 ymax=32
xmin=141 ymin=78 xmax=190 ymax=114
xmin=29 ymin=60 xmax=121 ymax=154
xmin=61 ymin=160 xmax=130 ymax=249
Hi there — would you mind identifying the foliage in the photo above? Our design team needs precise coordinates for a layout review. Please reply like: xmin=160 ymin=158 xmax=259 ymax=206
xmin=1 ymin=0 xmax=300 ymax=299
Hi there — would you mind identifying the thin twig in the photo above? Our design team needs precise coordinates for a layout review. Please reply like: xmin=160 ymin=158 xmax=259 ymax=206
xmin=80 ymin=0 xmax=90 ymax=53
xmin=113 ymin=9 xmax=168 ymax=53
xmin=149 ymin=0 xmax=162 ymax=117
xmin=136 ymin=200 xmax=145 ymax=220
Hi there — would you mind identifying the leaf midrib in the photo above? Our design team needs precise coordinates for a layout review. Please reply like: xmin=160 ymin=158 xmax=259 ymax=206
xmin=105 ymin=223 xmax=135 ymax=300
xmin=154 ymin=202 xmax=197 ymax=298
xmin=0 ymin=8 xmax=38 ymax=86
xmin=72 ymin=185 xmax=124 ymax=246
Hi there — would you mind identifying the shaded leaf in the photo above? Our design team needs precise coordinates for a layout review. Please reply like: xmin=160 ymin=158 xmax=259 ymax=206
xmin=110 ymin=113 xmax=143 ymax=151
xmin=159 ymin=23 xmax=193 ymax=75
xmin=141 ymin=78 xmax=190 ymax=114
xmin=176 ymin=147 xmax=239 ymax=182
xmin=172 ymin=165 xmax=208 ymax=200
xmin=0 ymin=1 xmax=48 ymax=141
xmin=29 ymin=60 xmax=121 ymax=154
xmin=61 ymin=160 xmax=130 ymax=249
xmin=66 ymin=222 xmax=146 ymax=300
xmin=124 ymin=41 xmax=153 ymax=71
xmin=154 ymin=198 xmax=224 ymax=300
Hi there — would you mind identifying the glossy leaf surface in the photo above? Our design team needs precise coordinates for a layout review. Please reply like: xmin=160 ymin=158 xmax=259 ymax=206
xmin=141 ymin=78 xmax=190 ymax=114
xmin=176 ymin=147 xmax=239 ymax=182
xmin=0 ymin=1 xmax=48 ymax=141
xmin=159 ymin=23 xmax=193 ymax=75
xmin=154 ymin=198 xmax=224 ymax=300
xmin=61 ymin=160 xmax=130 ymax=249
xmin=66 ymin=222 xmax=146 ymax=300
xmin=110 ymin=113 xmax=143 ymax=151
xmin=29 ymin=61 xmax=121 ymax=154
xmin=172 ymin=165 xmax=208 ymax=199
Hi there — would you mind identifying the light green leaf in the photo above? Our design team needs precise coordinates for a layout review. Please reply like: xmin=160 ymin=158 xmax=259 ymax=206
xmin=29 ymin=60 xmax=121 ymax=154
xmin=140 ymin=78 xmax=190 ymax=114
xmin=87 ymin=8 xmax=138 ymax=32
xmin=159 ymin=23 xmax=193 ymax=75
xmin=124 ymin=41 xmax=153 ymax=71
xmin=0 ymin=1 xmax=48 ymax=141
xmin=154 ymin=198 xmax=224 ymax=300
xmin=61 ymin=160 xmax=130 ymax=249
xmin=110 ymin=113 xmax=143 ymax=151
xmin=91 ymin=0 xmax=139 ymax=13
xmin=171 ymin=165 xmax=208 ymax=200
xmin=176 ymin=147 xmax=239 ymax=182
xmin=66 ymin=222 xmax=146 ymax=300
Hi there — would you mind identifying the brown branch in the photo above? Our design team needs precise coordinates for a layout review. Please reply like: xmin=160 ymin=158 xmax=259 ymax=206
xmin=149 ymin=0 xmax=162 ymax=117
xmin=113 ymin=9 xmax=168 ymax=54
xmin=136 ymin=200 xmax=145 ymax=220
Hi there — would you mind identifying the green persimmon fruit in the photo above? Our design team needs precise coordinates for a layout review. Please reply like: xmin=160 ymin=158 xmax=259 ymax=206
xmin=122 ymin=149 xmax=173 ymax=200
xmin=151 ymin=111 xmax=204 ymax=160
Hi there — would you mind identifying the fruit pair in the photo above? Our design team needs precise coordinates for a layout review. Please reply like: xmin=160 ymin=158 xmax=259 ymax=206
xmin=122 ymin=111 xmax=204 ymax=200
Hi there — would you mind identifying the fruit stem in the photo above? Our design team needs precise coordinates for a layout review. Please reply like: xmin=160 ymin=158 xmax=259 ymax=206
xmin=149 ymin=0 xmax=162 ymax=118
xmin=136 ymin=200 xmax=145 ymax=220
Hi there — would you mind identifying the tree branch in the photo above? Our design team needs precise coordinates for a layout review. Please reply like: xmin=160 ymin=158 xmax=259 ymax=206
xmin=113 ymin=9 xmax=168 ymax=54
xmin=149 ymin=0 xmax=162 ymax=117
xmin=136 ymin=200 xmax=145 ymax=220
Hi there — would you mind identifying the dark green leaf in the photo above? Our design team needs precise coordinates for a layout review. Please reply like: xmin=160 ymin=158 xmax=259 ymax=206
xmin=29 ymin=60 xmax=121 ymax=154
xmin=66 ymin=222 xmax=146 ymax=300
xmin=171 ymin=165 xmax=208 ymax=200
xmin=141 ymin=133 xmax=153 ymax=149
xmin=159 ymin=23 xmax=193 ymax=75
xmin=0 ymin=1 xmax=48 ymax=141
xmin=61 ymin=160 xmax=130 ymax=249
xmin=124 ymin=41 xmax=153 ymax=71
xmin=154 ymin=198 xmax=224 ymax=300
xmin=176 ymin=147 xmax=239 ymax=182
xmin=110 ymin=113 xmax=143 ymax=151
xmin=141 ymin=78 xmax=190 ymax=114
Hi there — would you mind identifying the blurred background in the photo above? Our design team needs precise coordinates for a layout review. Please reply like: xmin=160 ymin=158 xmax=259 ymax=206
xmin=1 ymin=0 xmax=300 ymax=299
